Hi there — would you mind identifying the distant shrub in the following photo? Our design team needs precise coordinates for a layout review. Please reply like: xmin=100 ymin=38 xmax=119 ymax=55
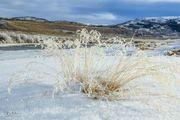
xmin=0 ymin=31 xmax=66 ymax=44
xmin=0 ymin=32 xmax=12 ymax=43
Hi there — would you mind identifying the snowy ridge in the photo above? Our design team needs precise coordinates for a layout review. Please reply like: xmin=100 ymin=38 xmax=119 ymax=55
xmin=116 ymin=16 xmax=180 ymax=38
xmin=144 ymin=16 xmax=180 ymax=20
xmin=11 ymin=16 xmax=48 ymax=22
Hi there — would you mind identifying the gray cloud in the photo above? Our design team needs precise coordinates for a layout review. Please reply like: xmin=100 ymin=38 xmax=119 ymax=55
xmin=0 ymin=0 xmax=179 ymax=24
xmin=0 ymin=0 xmax=121 ymax=24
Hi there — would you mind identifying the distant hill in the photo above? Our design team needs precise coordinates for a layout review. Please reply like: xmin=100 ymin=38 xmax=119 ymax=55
xmin=0 ymin=16 xmax=180 ymax=39
xmin=0 ymin=16 xmax=122 ymax=36
xmin=114 ymin=16 xmax=180 ymax=39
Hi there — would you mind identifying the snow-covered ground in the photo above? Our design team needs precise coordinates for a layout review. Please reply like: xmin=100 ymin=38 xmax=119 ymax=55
xmin=0 ymin=47 xmax=180 ymax=120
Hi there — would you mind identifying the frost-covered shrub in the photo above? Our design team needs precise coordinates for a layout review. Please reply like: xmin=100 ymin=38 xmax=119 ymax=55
xmin=8 ymin=29 xmax=180 ymax=101
xmin=0 ymin=31 xmax=66 ymax=44
xmin=41 ymin=28 xmax=179 ymax=100
xmin=0 ymin=32 xmax=12 ymax=43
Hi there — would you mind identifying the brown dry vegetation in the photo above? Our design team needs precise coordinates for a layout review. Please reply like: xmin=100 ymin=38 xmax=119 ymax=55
xmin=6 ymin=20 xmax=83 ymax=35
xmin=0 ymin=20 xmax=124 ymax=36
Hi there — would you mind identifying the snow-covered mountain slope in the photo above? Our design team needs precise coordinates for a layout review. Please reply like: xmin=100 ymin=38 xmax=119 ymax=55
xmin=115 ymin=16 xmax=180 ymax=39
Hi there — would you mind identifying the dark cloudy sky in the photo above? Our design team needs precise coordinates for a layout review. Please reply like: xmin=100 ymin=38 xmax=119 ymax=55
xmin=0 ymin=0 xmax=180 ymax=24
